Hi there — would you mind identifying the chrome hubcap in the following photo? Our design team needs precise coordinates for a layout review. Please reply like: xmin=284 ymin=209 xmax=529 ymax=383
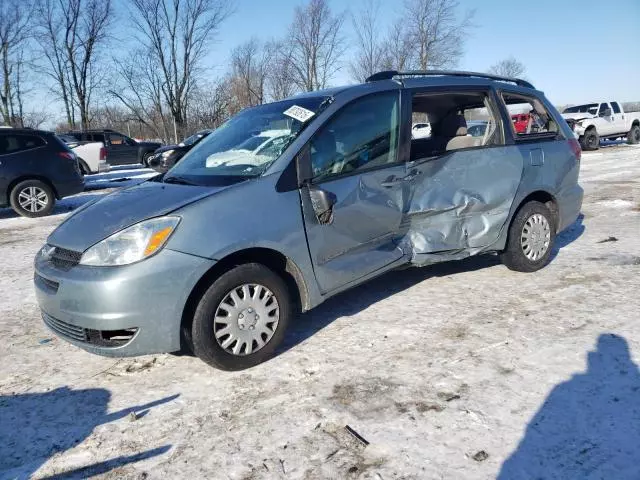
xmin=213 ymin=284 xmax=279 ymax=356
xmin=521 ymin=213 xmax=551 ymax=261
xmin=18 ymin=187 xmax=49 ymax=213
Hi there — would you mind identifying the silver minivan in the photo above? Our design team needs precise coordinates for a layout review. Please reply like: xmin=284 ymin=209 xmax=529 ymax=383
xmin=34 ymin=71 xmax=583 ymax=370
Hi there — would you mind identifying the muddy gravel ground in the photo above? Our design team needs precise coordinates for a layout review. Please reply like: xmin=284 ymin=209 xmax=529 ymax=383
xmin=1 ymin=147 xmax=639 ymax=479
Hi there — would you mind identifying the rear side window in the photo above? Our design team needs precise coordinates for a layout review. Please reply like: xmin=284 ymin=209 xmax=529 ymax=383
xmin=501 ymin=92 xmax=560 ymax=138
xmin=611 ymin=102 xmax=621 ymax=114
xmin=0 ymin=134 xmax=47 ymax=155
xmin=91 ymin=133 xmax=105 ymax=143
xmin=409 ymin=90 xmax=504 ymax=161
xmin=109 ymin=133 xmax=125 ymax=145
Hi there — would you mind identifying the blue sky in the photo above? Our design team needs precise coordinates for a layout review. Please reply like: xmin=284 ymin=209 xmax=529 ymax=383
xmin=207 ymin=0 xmax=640 ymax=105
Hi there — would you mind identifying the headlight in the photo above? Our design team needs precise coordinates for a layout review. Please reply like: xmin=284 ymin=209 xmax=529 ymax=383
xmin=161 ymin=150 xmax=174 ymax=159
xmin=80 ymin=216 xmax=180 ymax=266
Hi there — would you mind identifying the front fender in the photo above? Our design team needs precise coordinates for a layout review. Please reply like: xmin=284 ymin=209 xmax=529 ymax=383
xmin=166 ymin=174 xmax=323 ymax=309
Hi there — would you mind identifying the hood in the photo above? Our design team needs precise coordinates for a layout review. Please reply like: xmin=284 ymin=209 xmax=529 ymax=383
xmin=137 ymin=141 xmax=162 ymax=148
xmin=154 ymin=144 xmax=178 ymax=154
xmin=562 ymin=112 xmax=596 ymax=121
xmin=153 ymin=143 xmax=191 ymax=154
xmin=47 ymin=181 xmax=228 ymax=252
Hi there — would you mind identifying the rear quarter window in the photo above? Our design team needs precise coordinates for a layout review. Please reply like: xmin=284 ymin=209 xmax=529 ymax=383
xmin=501 ymin=92 xmax=562 ymax=139
xmin=0 ymin=134 xmax=47 ymax=155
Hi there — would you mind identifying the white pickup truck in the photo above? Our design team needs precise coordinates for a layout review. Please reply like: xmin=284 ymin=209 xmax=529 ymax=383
xmin=58 ymin=135 xmax=109 ymax=174
xmin=562 ymin=101 xmax=640 ymax=151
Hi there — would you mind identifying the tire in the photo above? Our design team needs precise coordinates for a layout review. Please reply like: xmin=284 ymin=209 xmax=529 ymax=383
xmin=78 ymin=158 xmax=91 ymax=175
xmin=191 ymin=263 xmax=292 ymax=370
xmin=628 ymin=125 xmax=640 ymax=145
xmin=142 ymin=153 xmax=151 ymax=167
xmin=500 ymin=201 xmax=556 ymax=273
xmin=580 ymin=128 xmax=599 ymax=151
xmin=9 ymin=179 xmax=56 ymax=218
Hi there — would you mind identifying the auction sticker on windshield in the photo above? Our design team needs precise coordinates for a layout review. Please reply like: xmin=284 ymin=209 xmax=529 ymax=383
xmin=283 ymin=105 xmax=315 ymax=123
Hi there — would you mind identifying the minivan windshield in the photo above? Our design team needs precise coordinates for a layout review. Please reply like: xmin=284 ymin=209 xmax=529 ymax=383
xmin=166 ymin=96 xmax=331 ymax=186
xmin=563 ymin=104 xmax=598 ymax=115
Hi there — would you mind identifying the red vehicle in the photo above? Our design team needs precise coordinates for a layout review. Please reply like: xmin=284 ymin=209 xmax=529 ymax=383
xmin=511 ymin=113 xmax=530 ymax=134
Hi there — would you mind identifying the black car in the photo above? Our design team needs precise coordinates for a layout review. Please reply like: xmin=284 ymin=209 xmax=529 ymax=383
xmin=0 ymin=128 xmax=84 ymax=217
xmin=148 ymin=129 xmax=212 ymax=173
xmin=65 ymin=129 xmax=161 ymax=166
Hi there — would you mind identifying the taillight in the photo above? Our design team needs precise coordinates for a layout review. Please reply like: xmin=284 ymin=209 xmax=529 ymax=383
xmin=99 ymin=147 xmax=107 ymax=161
xmin=568 ymin=138 xmax=581 ymax=162
xmin=58 ymin=151 xmax=76 ymax=161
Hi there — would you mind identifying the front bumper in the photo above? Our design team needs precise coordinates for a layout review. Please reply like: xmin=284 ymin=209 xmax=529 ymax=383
xmin=34 ymin=248 xmax=215 ymax=357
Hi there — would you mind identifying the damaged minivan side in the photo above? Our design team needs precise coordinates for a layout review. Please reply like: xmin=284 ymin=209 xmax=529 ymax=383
xmin=34 ymin=71 xmax=583 ymax=370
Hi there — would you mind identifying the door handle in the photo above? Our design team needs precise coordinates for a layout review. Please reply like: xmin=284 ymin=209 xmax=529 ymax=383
xmin=381 ymin=176 xmax=403 ymax=188
xmin=403 ymin=171 xmax=421 ymax=182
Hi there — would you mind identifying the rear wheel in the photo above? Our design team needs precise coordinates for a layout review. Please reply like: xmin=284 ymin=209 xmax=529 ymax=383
xmin=580 ymin=128 xmax=599 ymax=151
xmin=500 ymin=201 xmax=556 ymax=272
xmin=191 ymin=263 xmax=292 ymax=370
xmin=627 ymin=125 xmax=640 ymax=145
xmin=9 ymin=179 xmax=55 ymax=218
xmin=78 ymin=158 xmax=91 ymax=175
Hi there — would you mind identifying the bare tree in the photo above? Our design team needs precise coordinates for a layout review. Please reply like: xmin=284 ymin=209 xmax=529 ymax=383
xmin=34 ymin=0 xmax=112 ymax=130
xmin=380 ymin=20 xmax=413 ymax=71
xmin=349 ymin=0 xmax=385 ymax=82
xmin=0 ymin=0 xmax=32 ymax=126
xmin=488 ymin=56 xmax=527 ymax=78
xmin=127 ymin=0 xmax=233 ymax=140
xmin=229 ymin=38 xmax=273 ymax=109
xmin=288 ymin=0 xmax=346 ymax=91
xmin=265 ymin=41 xmax=297 ymax=101
xmin=22 ymin=109 xmax=51 ymax=129
xmin=403 ymin=0 xmax=474 ymax=70
xmin=188 ymin=79 xmax=232 ymax=130
xmin=108 ymin=49 xmax=173 ymax=142
xmin=35 ymin=0 xmax=76 ymax=127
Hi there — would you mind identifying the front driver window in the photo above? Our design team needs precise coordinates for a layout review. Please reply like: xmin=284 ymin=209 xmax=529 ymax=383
xmin=310 ymin=91 xmax=399 ymax=181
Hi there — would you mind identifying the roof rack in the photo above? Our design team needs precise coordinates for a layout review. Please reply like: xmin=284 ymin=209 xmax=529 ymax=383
xmin=366 ymin=70 xmax=534 ymax=89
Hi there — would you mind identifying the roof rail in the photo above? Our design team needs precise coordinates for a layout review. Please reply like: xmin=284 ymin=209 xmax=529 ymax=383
xmin=366 ymin=70 xmax=534 ymax=89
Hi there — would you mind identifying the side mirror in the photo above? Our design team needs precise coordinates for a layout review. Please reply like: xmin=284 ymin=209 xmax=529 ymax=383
xmin=600 ymin=108 xmax=612 ymax=117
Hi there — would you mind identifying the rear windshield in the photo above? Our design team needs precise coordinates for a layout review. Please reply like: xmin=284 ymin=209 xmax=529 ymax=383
xmin=563 ymin=104 xmax=598 ymax=115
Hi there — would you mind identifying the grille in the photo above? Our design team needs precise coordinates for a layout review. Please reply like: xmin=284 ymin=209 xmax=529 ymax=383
xmin=50 ymin=247 xmax=82 ymax=270
xmin=42 ymin=313 xmax=87 ymax=342
xmin=42 ymin=312 xmax=138 ymax=347
xmin=34 ymin=273 xmax=59 ymax=293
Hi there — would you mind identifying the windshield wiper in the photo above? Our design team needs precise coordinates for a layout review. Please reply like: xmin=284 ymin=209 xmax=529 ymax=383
xmin=163 ymin=175 xmax=198 ymax=186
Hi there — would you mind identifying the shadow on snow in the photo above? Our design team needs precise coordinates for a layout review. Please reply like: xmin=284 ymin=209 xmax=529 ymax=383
xmin=0 ymin=387 xmax=177 ymax=479
xmin=499 ymin=333 xmax=640 ymax=479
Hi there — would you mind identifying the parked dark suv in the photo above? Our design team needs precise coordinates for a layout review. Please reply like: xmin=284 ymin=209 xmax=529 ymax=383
xmin=0 ymin=128 xmax=84 ymax=217
xmin=65 ymin=129 xmax=161 ymax=166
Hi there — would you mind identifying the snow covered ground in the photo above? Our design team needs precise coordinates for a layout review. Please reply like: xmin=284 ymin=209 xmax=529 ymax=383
xmin=0 ymin=147 xmax=639 ymax=479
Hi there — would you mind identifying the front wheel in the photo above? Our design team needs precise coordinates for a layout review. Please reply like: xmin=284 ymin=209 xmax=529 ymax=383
xmin=191 ymin=263 xmax=292 ymax=370
xmin=500 ymin=201 xmax=556 ymax=272
xmin=142 ymin=153 xmax=151 ymax=167
xmin=628 ymin=125 xmax=640 ymax=145
xmin=9 ymin=180 xmax=56 ymax=218
xmin=580 ymin=128 xmax=599 ymax=151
